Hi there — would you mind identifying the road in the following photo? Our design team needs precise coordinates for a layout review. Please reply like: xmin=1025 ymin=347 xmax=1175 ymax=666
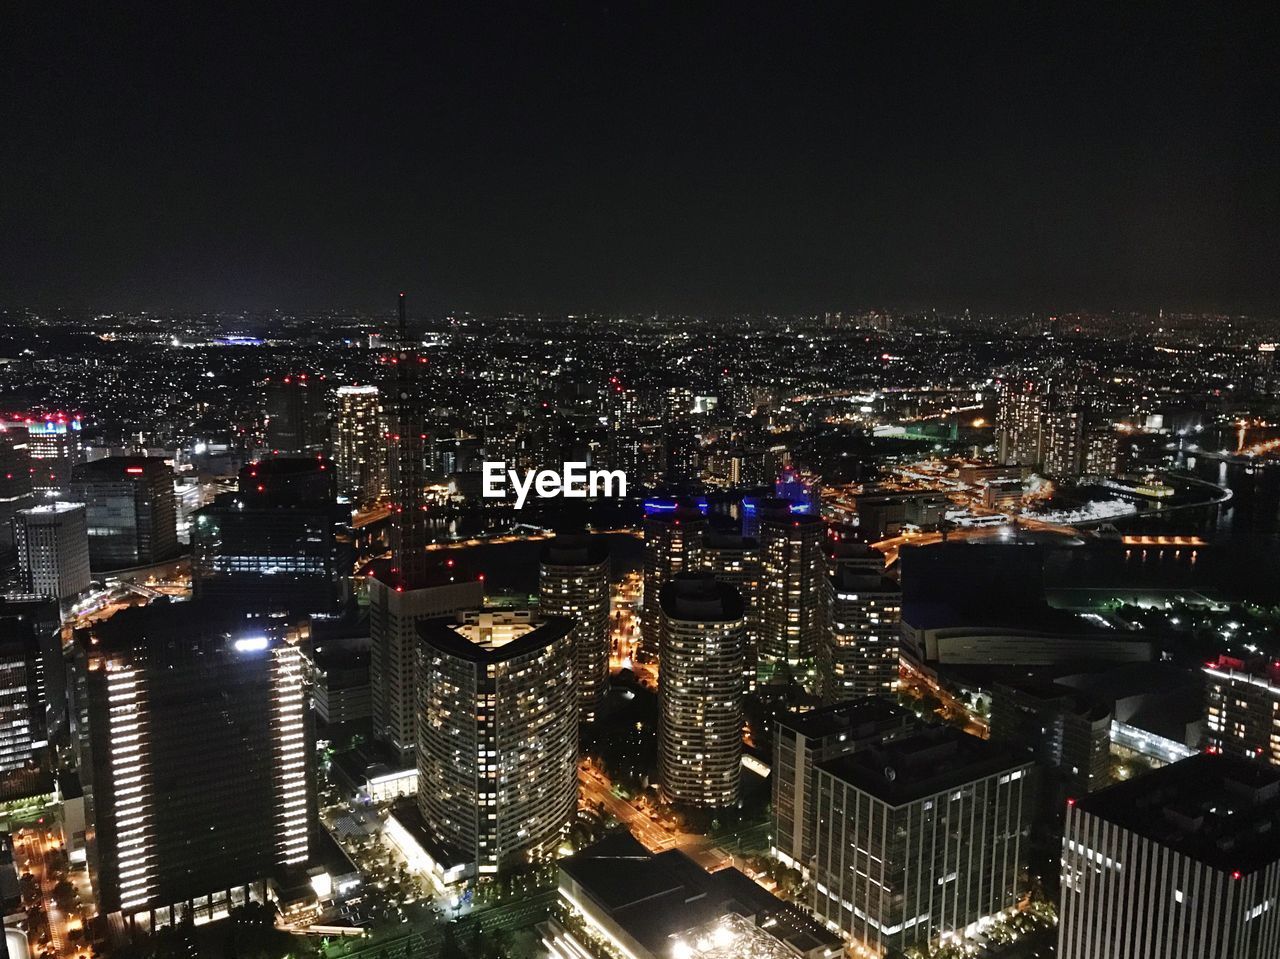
xmin=577 ymin=765 xmax=734 ymax=873
xmin=17 ymin=825 xmax=86 ymax=959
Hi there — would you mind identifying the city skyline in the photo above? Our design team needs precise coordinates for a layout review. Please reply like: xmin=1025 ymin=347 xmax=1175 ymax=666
xmin=5 ymin=6 xmax=1280 ymax=959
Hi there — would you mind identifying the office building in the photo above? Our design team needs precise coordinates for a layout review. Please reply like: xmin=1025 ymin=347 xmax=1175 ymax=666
xmin=70 ymin=604 xmax=315 ymax=928
xmin=812 ymin=727 xmax=1033 ymax=956
xmin=13 ymin=502 xmax=91 ymax=604
xmin=191 ymin=457 xmax=343 ymax=614
xmin=416 ymin=609 xmax=578 ymax=873
xmin=368 ymin=562 xmax=484 ymax=764
xmin=641 ymin=503 xmax=707 ymax=660
xmin=69 ymin=457 xmax=177 ymax=571
xmin=334 ymin=385 xmax=383 ymax=506
xmin=757 ymin=501 xmax=826 ymax=683
xmin=1203 ymin=655 xmax=1280 ymax=765
xmin=1059 ymin=753 xmax=1280 ymax=959
xmin=24 ymin=415 xmax=81 ymax=496
xmin=658 ymin=574 xmax=745 ymax=808
xmin=989 ymin=679 xmax=1111 ymax=802
xmin=264 ymin=375 xmax=327 ymax=453
xmin=544 ymin=833 xmax=842 ymax=959
xmin=539 ymin=534 xmax=611 ymax=722
xmin=820 ymin=569 xmax=900 ymax=703
xmin=0 ymin=424 xmax=34 ymax=544
xmin=772 ymin=698 xmax=915 ymax=873
xmin=0 ymin=597 xmax=59 ymax=801
xmin=304 ymin=631 xmax=370 ymax=728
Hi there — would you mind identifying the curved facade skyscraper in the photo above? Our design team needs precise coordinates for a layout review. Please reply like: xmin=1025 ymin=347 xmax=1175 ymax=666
xmin=657 ymin=574 xmax=745 ymax=808
xmin=416 ymin=609 xmax=578 ymax=873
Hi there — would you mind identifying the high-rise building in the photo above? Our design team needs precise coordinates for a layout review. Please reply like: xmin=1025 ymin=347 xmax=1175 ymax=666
xmin=539 ymin=534 xmax=611 ymax=722
xmin=757 ymin=501 xmax=826 ymax=683
xmin=996 ymin=382 xmax=1045 ymax=467
xmin=1059 ymin=753 xmax=1280 ymax=959
xmin=1043 ymin=406 xmax=1086 ymax=476
xmin=811 ymin=727 xmax=1033 ymax=956
xmin=69 ymin=604 xmax=315 ymax=927
xmin=13 ymin=502 xmax=91 ymax=604
xmin=700 ymin=531 xmax=760 ymax=690
xmin=334 ymin=385 xmax=383 ymax=506
xmin=368 ymin=562 xmax=484 ymax=764
xmin=657 ymin=574 xmax=745 ymax=808
xmin=69 ymin=457 xmax=177 ymax=571
xmin=416 ymin=609 xmax=578 ymax=874
xmin=771 ymin=697 xmax=915 ymax=873
xmin=24 ymin=415 xmax=82 ymax=496
xmin=1203 ymin=655 xmax=1280 ymax=765
xmin=989 ymin=679 xmax=1111 ymax=803
xmin=264 ymin=375 xmax=327 ymax=453
xmin=1082 ymin=427 xmax=1119 ymax=476
xmin=0 ymin=424 xmax=34 ymax=545
xmin=191 ymin=456 xmax=343 ymax=614
xmin=0 ymin=597 xmax=59 ymax=800
xmin=819 ymin=568 xmax=900 ymax=703
xmin=387 ymin=293 xmax=431 ymax=587
xmin=641 ymin=503 xmax=707 ymax=660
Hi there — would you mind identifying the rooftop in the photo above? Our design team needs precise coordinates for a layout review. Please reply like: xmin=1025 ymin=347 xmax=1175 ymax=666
xmin=419 ymin=608 xmax=573 ymax=664
xmin=818 ymin=726 xmax=1029 ymax=806
xmin=659 ymin=574 xmax=745 ymax=622
xmin=560 ymin=834 xmax=840 ymax=959
xmin=540 ymin=533 xmax=610 ymax=567
xmin=775 ymin=695 xmax=914 ymax=740
xmin=1075 ymin=753 xmax=1280 ymax=875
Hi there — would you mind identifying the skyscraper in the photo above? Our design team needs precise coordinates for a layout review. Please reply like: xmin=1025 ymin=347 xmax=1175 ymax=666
xmin=996 ymin=381 xmax=1045 ymax=467
xmin=771 ymin=697 xmax=914 ymax=873
xmin=13 ymin=502 xmax=91 ymax=605
xmin=1059 ymin=753 xmax=1280 ymax=959
xmin=700 ymin=531 xmax=760 ymax=690
xmin=388 ymin=292 xmax=430 ymax=586
xmin=811 ymin=727 xmax=1033 ymax=956
xmin=757 ymin=500 xmax=826 ymax=684
xmin=0 ymin=424 xmax=34 ymax=545
xmin=369 ymin=293 xmax=469 ymax=763
xmin=70 ymin=604 xmax=315 ymax=927
xmin=0 ymin=597 xmax=58 ymax=801
xmin=264 ymin=375 xmax=327 ymax=453
xmin=819 ymin=567 xmax=901 ymax=703
xmin=368 ymin=564 xmax=484 ymax=764
xmin=539 ymin=534 xmax=611 ymax=722
xmin=416 ymin=609 xmax=578 ymax=873
xmin=334 ymin=385 xmax=383 ymax=506
xmin=25 ymin=415 xmax=81 ymax=496
xmin=657 ymin=574 xmax=745 ymax=808
xmin=191 ymin=456 xmax=343 ymax=615
xmin=641 ymin=503 xmax=707 ymax=660
xmin=69 ymin=457 xmax=177 ymax=570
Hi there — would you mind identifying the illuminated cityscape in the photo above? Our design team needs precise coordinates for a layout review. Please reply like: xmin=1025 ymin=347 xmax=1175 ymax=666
xmin=1 ymin=6 xmax=1279 ymax=959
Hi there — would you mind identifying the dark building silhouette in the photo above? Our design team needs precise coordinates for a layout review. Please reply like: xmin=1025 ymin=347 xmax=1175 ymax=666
xmin=191 ymin=456 xmax=344 ymax=614
xmin=69 ymin=457 xmax=177 ymax=571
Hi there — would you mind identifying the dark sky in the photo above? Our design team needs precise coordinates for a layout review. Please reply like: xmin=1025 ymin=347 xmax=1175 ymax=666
xmin=4 ymin=4 xmax=1279 ymax=315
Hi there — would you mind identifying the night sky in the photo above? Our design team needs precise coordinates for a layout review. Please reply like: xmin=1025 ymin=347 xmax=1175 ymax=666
xmin=4 ymin=4 xmax=1279 ymax=315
